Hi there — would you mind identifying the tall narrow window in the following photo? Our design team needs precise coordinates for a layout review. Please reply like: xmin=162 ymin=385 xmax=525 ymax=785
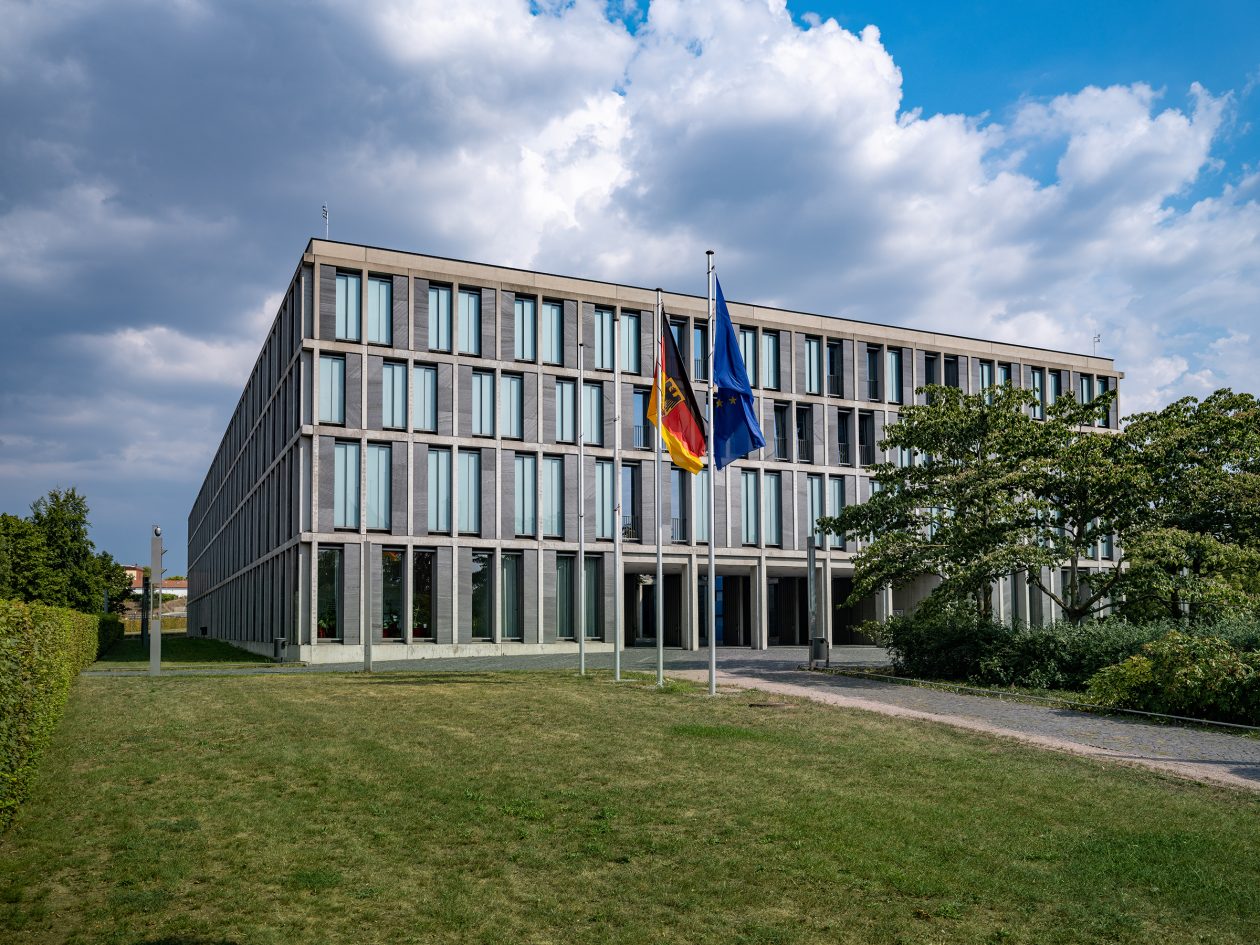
xmin=427 ymin=447 xmax=451 ymax=533
xmin=542 ymin=300 xmax=563 ymax=365
xmin=469 ymin=551 xmax=493 ymax=641
xmin=866 ymin=346 xmax=882 ymax=401
xmin=514 ymin=453 xmax=536 ymax=536
xmin=556 ymin=554 xmax=575 ymax=639
xmin=412 ymin=550 xmax=434 ymax=640
xmin=997 ymin=362 xmax=1012 ymax=387
xmin=367 ymin=277 xmax=392 ymax=345
xmin=1031 ymin=367 xmax=1045 ymax=420
xmin=828 ymin=477 xmax=845 ymax=549
xmin=772 ymin=403 xmax=790 ymax=460
xmin=741 ymin=470 xmax=759 ymax=545
xmin=413 ymin=365 xmax=437 ymax=432
xmin=593 ymin=307 xmax=614 ymax=369
xmin=471 ymin=371 xmax=495 ymax=436
xmin=514 ymin=296 xmax=536 ymax=361
xmin=761 ymin=331 xmax=780 ymax=390
xmin=887 ymin=348 xmax=903 ymax=404
xmin=583 ymin=555 xmax=602 ymax=639
xmin=943 ymin=355 xmax=960 ymax=389
xmin=621 ymin=464 xmax=641 ymax=541
xmin=556 ymin=379 xmax=575 ymax=443
xmin=316 ymin=546 xmax=342 ymax=640
xmin=1079 ymin=373 xmax=1095 ymax=405
xmin=333 ymin=441 xmax=360 ymax=528
xmin=380 ymin=548 xmax=403 ymax=638
xmin=671 ymin=467 xmax=689 ymax=542
xmin=458 ymin=289 xmax=481 ymax=355
xmin=1048 ymin=370 xmax=1062 ymax=405
xmin=319 ymin=355 xmax=345 ymax=424
xmin=501 ymin=553 xmax=523 ymax=641
xmin=336 ymin=272 xmax=361 ymax=341
xmin=807 ymin=474 xmax=824 ymax=544
xmin=366 ymin=443 xmax=391 ymax=530
xmin=458 ymin=450 xmax=481 ymax=534
xmin=827 ymin=340 xmax=843 ymax=395
xmin=858 ymin=411 xmax=875 ymax=466
xmin=542 ymin=456 xmax=564 ymax=538
xmin=693 ymin=323 xmax=709 ymax=382
xmin=924 ymin=353 xmax=939 ymax=386
xmin=428 ymin=284 xmax=451 ymax=352
xmin=633 ymin=388 xmax=650 ymax=448
xmin=764 ymin=471 xmax=782 ymax=546
xmin=382 ymin=361 xmax=407 ymax=429
xmin=583 ymin=382 xmax=603 ymax=446
xmin=622 ymin=311 xmax=640 ymax=373
xmin=595 ymin=460 xmax=614 ymax=539
xmin=796 ymin=405 xmax=814 ymax=464
xmin=695 ymin=468 xmax=710 ymax=543
xmin=837 ymin=410 xmax=852 ymax=465
xmin=1096 ymin=376 xmax=1111 ymax=427
xmin=980 ymin=360 xmax=995 ymax=403
xmin=805 ymin=336 xmax=822 ymax=394
xmin=501 ymin=374 xmax=523 ymax=439
xmin=739 ymin=327 xmax=758 ymax=386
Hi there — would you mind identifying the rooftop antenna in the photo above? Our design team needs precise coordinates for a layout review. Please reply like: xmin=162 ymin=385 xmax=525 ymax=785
xmin=1092 ymin=333 xmax=1101 ymax=356
xmin=322 ymin=203 xmax=329 ymax=239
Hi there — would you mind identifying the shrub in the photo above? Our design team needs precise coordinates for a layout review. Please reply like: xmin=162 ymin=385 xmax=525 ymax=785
xmin=0 ymin=599 xmax=117 ymax=830
xmin=1086 ymin=631 xmax=1260 ymax=725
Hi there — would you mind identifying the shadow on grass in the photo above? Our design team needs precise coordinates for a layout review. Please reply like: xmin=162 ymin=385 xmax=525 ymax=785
xmin=96 ymin=633 xmax=271 ymax=666
xmin=351 ymin=672 xmax=518 ymax=686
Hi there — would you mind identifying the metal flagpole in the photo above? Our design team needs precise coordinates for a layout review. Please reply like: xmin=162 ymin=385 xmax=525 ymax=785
xmin=578 ymin=336 xmax=587 ymax=676
xmin=706 ymin=252 xmax=717 ymax=697
xmin=613 ymin=309 xmax=623 ymax=682
xmin=655 ymin=288 xmax=665 ymax=688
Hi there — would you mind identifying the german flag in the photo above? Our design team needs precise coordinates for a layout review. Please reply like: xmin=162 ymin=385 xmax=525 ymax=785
xmin=648 ymin=324 xmax=707 ymax=473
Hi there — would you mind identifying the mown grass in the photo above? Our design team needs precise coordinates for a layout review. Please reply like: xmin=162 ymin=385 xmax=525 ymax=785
xmin=1 ymin=670 xmax=1258 ymax=944
xmin=90 ymin=631 xmax=272 ymax=670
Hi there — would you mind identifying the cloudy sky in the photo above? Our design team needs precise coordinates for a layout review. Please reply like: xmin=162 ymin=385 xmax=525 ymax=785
xmin=2 ymin=0 xmax=1258 ymax=572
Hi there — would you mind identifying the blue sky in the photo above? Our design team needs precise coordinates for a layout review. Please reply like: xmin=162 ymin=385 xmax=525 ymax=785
xmin=1 ymin=0 xmax=1257 ymax=573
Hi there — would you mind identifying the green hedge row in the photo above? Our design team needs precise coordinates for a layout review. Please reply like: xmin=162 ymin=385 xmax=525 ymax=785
xmin=0 ymin=599 xmax=122 ymax=830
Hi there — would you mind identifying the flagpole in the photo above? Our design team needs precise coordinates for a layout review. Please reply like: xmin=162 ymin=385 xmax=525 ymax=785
xmin=613 ymin=308 xmax=623 ymax=683
xmin=578 ymin=334 xmax=586 ymax=676
xmin=655 ymin=288 xmax=665 ymax=688
xmin=706 ymin=252 xmax=717 ymax=697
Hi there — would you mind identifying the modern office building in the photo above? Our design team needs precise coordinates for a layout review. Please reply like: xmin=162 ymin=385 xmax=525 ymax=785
xmin=187 ymin=239 xmax=1121 ymax=661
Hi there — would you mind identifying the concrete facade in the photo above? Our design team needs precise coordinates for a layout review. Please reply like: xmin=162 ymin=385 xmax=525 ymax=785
xmin=187 ymin=239 xmax=1121 ymax=662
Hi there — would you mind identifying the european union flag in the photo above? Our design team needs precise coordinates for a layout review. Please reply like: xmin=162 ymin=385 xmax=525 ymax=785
xmin=712 ymin=278 xmax=765 ymax=469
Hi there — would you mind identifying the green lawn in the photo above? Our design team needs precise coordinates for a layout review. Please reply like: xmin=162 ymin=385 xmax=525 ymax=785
xmin=2 ymin=671 xmax=1258 ymax=945
xmin=90 ymin=631 xmax=273 ymax=670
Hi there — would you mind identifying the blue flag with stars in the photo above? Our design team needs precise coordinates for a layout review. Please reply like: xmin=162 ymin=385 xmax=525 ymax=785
xmin=712 ymin=278 xmax=765 ymax=469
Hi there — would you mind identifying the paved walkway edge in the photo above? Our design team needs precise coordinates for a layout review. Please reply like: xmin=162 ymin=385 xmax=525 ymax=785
xmin=668 ymin=669 xmax=1260 ymax=794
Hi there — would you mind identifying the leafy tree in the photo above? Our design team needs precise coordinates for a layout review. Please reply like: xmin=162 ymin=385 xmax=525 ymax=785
xmin=0 ymin=513 xmax=53 ymax=603
xmin=94 ymin=551 xmax=134 ymax=615
xmin=30 ymin=488 xmax=98 ymax=612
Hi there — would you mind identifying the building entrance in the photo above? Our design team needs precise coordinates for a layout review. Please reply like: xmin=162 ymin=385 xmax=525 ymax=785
xmin=698 ymin=574 xmax=752 ymax=647
xmin=624 ymin=574 xmax=683 ymax=647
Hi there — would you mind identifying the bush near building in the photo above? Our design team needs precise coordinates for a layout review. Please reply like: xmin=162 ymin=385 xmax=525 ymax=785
xmin=0 ymin=598 xmax=122 ymax=829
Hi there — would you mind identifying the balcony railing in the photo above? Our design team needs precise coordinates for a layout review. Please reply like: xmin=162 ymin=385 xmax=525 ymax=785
xmin=773 ymin=434 xmax=789 ymax=460
xmin=672 ymin=517 xmax=688 ymax=543
xmin=859 ymin=444 xmax=875 ymax=467
xmin=827 ymin=374 xmax=841 ymax=396
xmin=797 ymin=437 xmax=814 ymax=464
xmin=837 ymin=442 xmax=851 ymax=466
xmin=622 ymin=515 xmax=641 ymax=541
xmin=633 ymin=424 xmax=649 ymax=449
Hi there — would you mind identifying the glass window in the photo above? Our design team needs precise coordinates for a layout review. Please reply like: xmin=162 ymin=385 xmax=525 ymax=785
xmin=1096 ymin=376 xmax=1110 ymax=427
xmin=761 ymin=331 xmax=780 ymax=390
xmin=541 ymin=301 xmax=563 ymax=365
xmin=772 ymin=403 xmax=790 ymax=460
xmin=866 ymin=346 xmax=881 ymax=401
xmin=412 ymin=550 xmax=434 ymax=640
xmin=501 ymin=374 xmax=523 ymax=439
xmin=1031 ymin=367 xmax=1045 ymax=420
xmin=336 ymin=272 xmax=360 ymax=341
xmin=316 ymin=546 xmax=342 ymax=640
xmin=764 ymin=471 xmax=782 ymax=546
xmin=514 ymin=453 xmax=536 ymax=536
xmin=595 ymin=460 xmax=614 ymax=539
xmin=621 ymin=464 xmax=640 ymax=540
xmin=333 ymin=441 xmax=359 ymax=529
xmin=367 ymin=277 xmax=392 ymax=345
xmin=427 ymin=447 xmax=450 ymax=533
xmin=514 ymin=296 xmax=536 ymax=361
xmin=593 ymin=306 xmax=614 ymax=369
xmin=837 ymin=410 xmax=852 ymax=465
xmin=858 ymin=412 xmax=875 ymax=466
xmin=319 ymin=355 xmax=345 ymax=424
xmin=458 ymin=450 xmax=481 ymax=534
xmin=382 ymin=361 xmax=407 ymax=429
xmin=583 ymin=382 xmax=603 ymax=446
xmin=980 ymin=360 xmax=995 ymax=403
xmin=501 ymin=553 xmax=523 ymax=641
xmin=583 ymin=555 xmax=602 ymax=639
xmin=1048 ymin=369 xmax=1062 ymax=405
xmin=695 ymin=468 xmax=710 ymax=543
xmin=428 ymin=284 xmax=451 ymax=352
xmin=542 ymin=456 xmax=564 ymax=538
xmin=741 ymin=470 xmax=759 ymax=545
xmin=693 ymin=323 xmax=709 ymax=381
xmin=739 ymin=327 xmax=758 ymax=386
xmin=469 ymin=551 xmax=493 ymax=641
xmin=1079 ymin=373 xmax=1095 ymax=405
xmin=807 ymin=474 xmax=824 ymax=544
xmin=796 ymin=405 xmax=814 ymax=464
xmin=471 ymin=371 xmax=495 ymax=436
xmin=633 ymin=388 xmax=651 ymax=449
xmin=366 ymin=443 xmax=391 ymax=530
xmin=997 ymin=362 xmax=1012 ymax=387
xmin=458 ymin=289 xmax=481 ymax=355
xmin=556 ymin=380 xmax=575 ymax=443
xmin=671 ymin=467 xmax=689 ymax=542
xmin=887 ymin=348 xmax=903 ymax=404
xmin=944 ymin=355 xmax=960 ymax=389
xmin=622 ymin=311 xmax=640 ymax=373
xmin=556 ymin=554 xmax=575 ymax=639
xmin=827 ymin=341 xmax=843 ymax=395
xmin=381 ymin=547 xmax=403 ymax=639
xmin=413 ymin=365 xmax=437 ymax=432
xmin=924 ymin=353 xmax=939 ymax=386
xmin=805 ymin=336 xmax=822 ymax=394
xmin=828 ymin=477 xmax=846 ymax=549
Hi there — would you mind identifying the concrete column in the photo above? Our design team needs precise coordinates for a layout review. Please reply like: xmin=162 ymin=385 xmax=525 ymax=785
xmin=754 ymin=557 xmax=768 ymax=649
xmin=682 ymin=557 xmax=697 ymax=650
xmin=403 ymin=544 xmax=414 ymax=645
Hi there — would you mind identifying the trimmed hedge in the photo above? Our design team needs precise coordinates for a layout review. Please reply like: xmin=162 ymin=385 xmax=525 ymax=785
xmin=0 ymin=599 xmax=121 ymax=829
